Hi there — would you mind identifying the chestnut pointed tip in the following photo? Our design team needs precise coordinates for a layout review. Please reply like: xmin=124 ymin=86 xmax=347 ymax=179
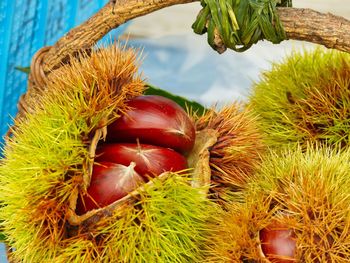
xmin=128 ymin=161 xmax=137 ymax=170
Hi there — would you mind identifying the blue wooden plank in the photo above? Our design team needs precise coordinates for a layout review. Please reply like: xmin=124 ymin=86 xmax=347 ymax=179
xmin=0 ymin=0 xmax=15 ymax=141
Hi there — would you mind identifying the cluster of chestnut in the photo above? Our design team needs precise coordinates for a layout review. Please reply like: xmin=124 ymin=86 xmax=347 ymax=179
xmin=76 ymin=95 xmax=196 ymax=215
xmin=75 ymin=95 xmax=295 ymax=262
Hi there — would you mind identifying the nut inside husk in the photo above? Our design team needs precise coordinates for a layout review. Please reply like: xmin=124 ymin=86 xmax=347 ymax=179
xmin=0 ymin=44 xmax=222 ymax=262
xmin=67 ymin=128 xmax=218 ymax=228
xmin=205 ymin=146 xmax=350 ymax=262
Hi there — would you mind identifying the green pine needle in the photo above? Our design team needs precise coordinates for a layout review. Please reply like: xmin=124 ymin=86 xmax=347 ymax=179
xmin=192 ymin=0 xmax=292 ymax=52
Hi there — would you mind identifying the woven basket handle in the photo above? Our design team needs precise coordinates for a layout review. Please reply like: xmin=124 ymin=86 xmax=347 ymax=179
xmin=20 ymin=0 xmax=350 ymax=120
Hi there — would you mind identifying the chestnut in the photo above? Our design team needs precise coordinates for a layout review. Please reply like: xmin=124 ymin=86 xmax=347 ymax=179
xmin=96 ymin=143 xmax=188 ymax=180
xmin=259 ymin=221 xmax=296 ymax=262
xmin=76 ymin=162 xmax=144 ymax=214
xmin=107 ymin=95 xmax=196 ymax=154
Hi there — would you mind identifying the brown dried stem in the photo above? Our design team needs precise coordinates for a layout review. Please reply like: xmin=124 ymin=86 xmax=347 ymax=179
xmin=279 ymin=8 xmax=350 ymax=53
xmin=41 ymin=0 xmax=195 ymax=74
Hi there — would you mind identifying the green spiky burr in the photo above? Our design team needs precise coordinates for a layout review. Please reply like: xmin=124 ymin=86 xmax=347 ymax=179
xmin=0 ymin=44 xmax=220 ymax=262
xmin=205 ymin=146 xmax=350 ymax=262
xmin=249 ymin=48 xmax=350 ymax=150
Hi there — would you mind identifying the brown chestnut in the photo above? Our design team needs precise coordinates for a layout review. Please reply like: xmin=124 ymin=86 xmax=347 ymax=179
xmin=259 ymin=221 xmax=296 ymax=262
xmin=76 ymin=162 xmax=144 ymax=214
xmin=107 ymin=95 xmax=196 ymax=154
xmin=95 ymin=143 xmax=187 ymax=180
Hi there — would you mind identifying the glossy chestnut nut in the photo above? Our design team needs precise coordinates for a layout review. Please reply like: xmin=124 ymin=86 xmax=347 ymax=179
xmin=107 ymin=95 xmax=196 ymax=154
xmin=96 ymin=143 xmax=188 ymax=180
xmin=259 ymin=221 xmax=296 ymax=262
xmin=76 ymin=162 xmax=144 ymax=214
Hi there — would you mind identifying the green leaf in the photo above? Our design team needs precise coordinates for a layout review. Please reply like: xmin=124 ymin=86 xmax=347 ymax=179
xmin=15 ymin=66 xmax=31 ymax=74
xmin=0 ymin=232 xmax=6 ymax=242
xmin=144 ymin=84 xmax=206 ymax=115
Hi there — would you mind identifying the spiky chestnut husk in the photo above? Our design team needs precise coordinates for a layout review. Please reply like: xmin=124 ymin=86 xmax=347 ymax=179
xmin=0 ymin=44 xmax=141 ymax=262
xmin=205 ymin=146 xmax=350 ymax=262
xmin=194 ymin=103 xmax=265 ymax=200
xmin=0 ymin=44 xmax=221 ymax=262
xmin=249 ymin=48 xmax=350 ymax=150
xmin=41 ymin=173 xmax=219 ymax=263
